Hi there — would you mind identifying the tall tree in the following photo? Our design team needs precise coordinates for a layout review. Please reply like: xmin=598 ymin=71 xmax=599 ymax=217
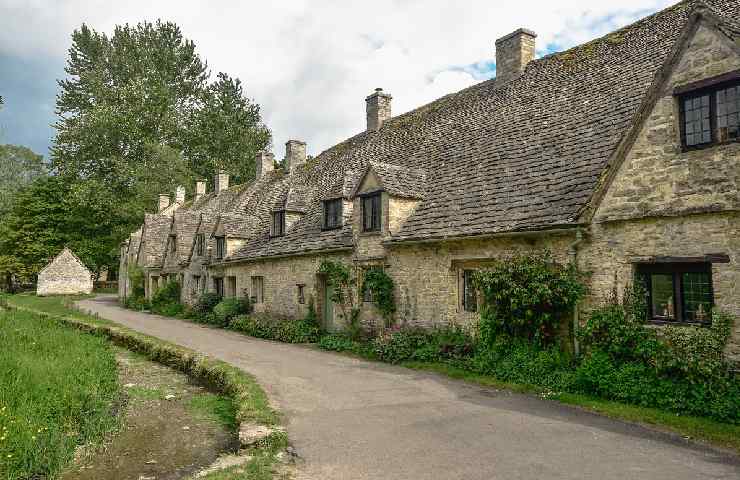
xmin=50 ymin=20 xmax=271 ymax=273
xmin=0 ymin=144 xmax=48 ymax=215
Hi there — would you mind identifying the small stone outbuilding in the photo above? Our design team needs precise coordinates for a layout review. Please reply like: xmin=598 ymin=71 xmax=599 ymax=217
xmin=37 ymin=248 xmax=93 ymax=296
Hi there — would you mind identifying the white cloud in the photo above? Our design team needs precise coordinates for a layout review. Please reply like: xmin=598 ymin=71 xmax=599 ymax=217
xmin=0 ymin=0 xmax=674 ymax=158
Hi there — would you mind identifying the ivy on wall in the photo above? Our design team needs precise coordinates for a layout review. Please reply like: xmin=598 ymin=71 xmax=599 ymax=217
xmin=362 ymin=268 xmax=396 ymax=328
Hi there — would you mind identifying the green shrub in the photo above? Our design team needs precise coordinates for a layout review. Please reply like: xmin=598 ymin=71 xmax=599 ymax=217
xmin=473 ymin=251 xmax=586 ymax=346
xmin=229 ymin=312 xmax=322 ymax=344
xmin=318 ymin=333 xmax=374 ymax=357
xmin=149 ymin=281 xmax=183 ymax=316
xmin=194 ymin=292 xmax=222 ymax=318
xmin=212 ymin=297 xmax=252 ymax=327
xmin=364 ymin=325 xmax=476 ymax=364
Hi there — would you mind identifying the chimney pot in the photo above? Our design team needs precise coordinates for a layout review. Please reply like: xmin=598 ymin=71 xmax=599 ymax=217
xmin=366 ymin=88 xmax=392 ymax=131
xmin=215 ymin=170 xmax=230 ymax=194
xmin=195 ymin=180 xmax=207 ymax=201
xmin=158 ymin=194 xmax=170 ymax=213
xmin=256 ymin=151 xmax=275 ymax=178
xmin=175 ymin=185 xmax=186 ymax=204
xmin=495 ymin=28 xmax=536 ymax=84
xmin=284 ymin=140 xmax=307 ymax=173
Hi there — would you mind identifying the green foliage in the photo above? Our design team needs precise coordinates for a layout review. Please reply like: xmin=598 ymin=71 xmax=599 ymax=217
xmin=50 ymin=20 xmax=271 ymax=277
xmin=0 ymin=309 xmax=119 ymax=479
xmin=0 ymin=144 xmax=47 ymax=216
xmin=473 ymin=251 xmax=586 ymax=346
xmin=194 ymin=292 xmax=223 ymax=317
xmin=229 ymin=313 xmax=321 ymax=344
xmin=150 ymin=281 xmax=183 ymax=316
xmin=361 ymin=269 xmax=396 ymax=327
xmin=318 ymin=260 xmax=360 ymax=332
xmin=212 ymin=297 xmax=252 ymax=327
xmin=371 ymin=325 xmax=475 ymax=364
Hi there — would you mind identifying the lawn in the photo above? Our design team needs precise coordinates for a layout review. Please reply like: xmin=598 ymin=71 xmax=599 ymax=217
xmin=0 ymin=307 xmax=120 ymax=480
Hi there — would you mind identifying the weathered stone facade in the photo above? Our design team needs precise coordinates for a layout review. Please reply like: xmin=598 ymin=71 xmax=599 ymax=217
xmin=119 ymin=2 xmax=740 ymax=361
xmin=38 ymin=248 xmax=93 ymax=296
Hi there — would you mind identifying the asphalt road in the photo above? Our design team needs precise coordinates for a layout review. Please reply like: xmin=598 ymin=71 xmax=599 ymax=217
xmin=77 ymin=295 xmax=740 ymax=480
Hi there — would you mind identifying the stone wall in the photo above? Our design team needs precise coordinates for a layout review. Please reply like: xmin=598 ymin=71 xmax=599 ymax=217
xmin=597 ymin=23 xmax=740 ymax=222
xmin=37 ymin=249 xmax=93 ymax=296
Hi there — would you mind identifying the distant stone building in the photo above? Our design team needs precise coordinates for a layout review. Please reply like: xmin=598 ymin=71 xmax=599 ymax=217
xmin=37 ymin=248 xmax=93 ymax=296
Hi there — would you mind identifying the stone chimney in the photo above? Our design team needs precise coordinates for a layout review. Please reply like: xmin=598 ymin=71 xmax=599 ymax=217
xmin=255 ymin=151 xmax=275 ymax=179
xmin=175 ymin=185 xmax=186 ymax=204
xmin=284 ymin=140 xmax=307 ymax=173
xmin=158 ymin=194 xmax=170 ymax=213
xmin=195 ymin=180 xmax=207 ymax=201
xmin=215 ymin=170 xmax=229 ymax=194
xmin=495 ymin=28 xmax=536 ymax=84
xmin=366 ymin=88 xmax=392 ymax=131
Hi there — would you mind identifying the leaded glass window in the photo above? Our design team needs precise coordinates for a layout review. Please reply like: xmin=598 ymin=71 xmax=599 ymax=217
xmin=362 ymin=193 xmax=381 ymax=232
xmin=323 ymin=199 xmax=343 ymax=229
xmin=716 ymin=85 xmax=740 ymax=142
xmin=683 ymin=95 xmax=711 ymax=147
xmin=463 ymin=270 xmax=478 ymax=313
xmin=636 ymin=263 xmax=713 ymax=324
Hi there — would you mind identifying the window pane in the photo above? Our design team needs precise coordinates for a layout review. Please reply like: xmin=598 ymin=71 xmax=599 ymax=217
xmin=463 ymin=270 xmax=477 ymax=313
xmin=682 ymin=272 xmax=712 ymax=322
xmin=717 ymin=85 xmax=740 ymax=142
xmin=650 ymin=273 xmax=674 ymax=320
xmin=684 ymin=94 xmax=711 ymax=146
xmin=372 ymin=195 xmax=381 ymax=230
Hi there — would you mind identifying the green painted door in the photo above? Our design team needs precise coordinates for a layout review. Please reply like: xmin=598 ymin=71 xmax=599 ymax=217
xmin=324 ymin=281 xmax=335 ymax=331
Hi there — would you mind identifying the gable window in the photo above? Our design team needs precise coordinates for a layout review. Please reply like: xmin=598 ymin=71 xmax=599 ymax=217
xmin=323 ymin=199 xmax=343 ymax=230
xmin=251 ymin=276 xmax=264 ymax=304
xmin=196 ymin=234 xmax=205 ymax=256
xmin=678 ymin=74 xmax=740 ymax=149
xmin=462 ymin=270 xmax=478 ymax=313
xmin=215 ymin=236 xmax=225 ymax=259
xmin=297 ymin=284 xmax=305 ymax=304
xmin=271 ymin=211 xmax=286 ymax=237
xmin=636 ymin=263 xmax=713 ymax=324
xmin=362 ymin=193 xmax=381 ymax=232
xmin=213 ymin=277 xmax=224 ymax=297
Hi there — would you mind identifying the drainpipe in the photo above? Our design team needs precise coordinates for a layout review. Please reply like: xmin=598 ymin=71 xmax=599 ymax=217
xmin=568 ymin=228 xmax=586 ymax=357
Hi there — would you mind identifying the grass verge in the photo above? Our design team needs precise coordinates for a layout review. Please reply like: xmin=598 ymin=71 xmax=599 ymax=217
xmin=1 ymin=294 xmax=288 ymax=479
xmin=0 ymin=308 xmax=120 ymax=480
xmin=402 ymin=360 xmax=740 ymax=453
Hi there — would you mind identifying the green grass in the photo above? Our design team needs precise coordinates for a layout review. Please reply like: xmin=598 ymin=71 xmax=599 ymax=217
xmin=0 ymin=308 xmax=120 ymax=480
xmin=126 ymin=386 xmax=165 ymax=401
xmin=187 ymin=393 xmax=239 ymax=431
xmin=199 ymin=431 xmax=290 ymax=480
xmin=402 ymin=360 xmax=740 ymax=453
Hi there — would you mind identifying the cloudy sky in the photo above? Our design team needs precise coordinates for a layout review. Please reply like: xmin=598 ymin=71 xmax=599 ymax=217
xmin=0 ymin=0 xmax=674 ymax=160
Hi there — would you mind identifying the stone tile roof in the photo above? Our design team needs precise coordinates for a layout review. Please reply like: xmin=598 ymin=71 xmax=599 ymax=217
xmin=172 ymin=211 xmax=201 ymax=264
xmin=137 ymin=214 xmax=172 ymax=269
xmin=352 ymin=161 xmax=427 ymax=199
xmin=224 ymin=0 xmax=739 ymax=260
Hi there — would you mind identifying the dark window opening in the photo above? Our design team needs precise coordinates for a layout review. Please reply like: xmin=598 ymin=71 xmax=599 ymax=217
xmin=362 ymin=193 xmax=381 ymax=232
xmin=251 ymin=276 xmax=264 ymax=304
xmin=462 ymin=270 xmax=478 ymax=313
xmin=679 ymin=78 xmax=740 ymax=149
xmin=196 ymin=234 xmax=205 ymax=256
xmin=215 ymin=237 xmax=225 ymax=259
xmin=272 ymin=211 xmax=286 ymax=237
xmin=169 ymin=235 xmax=177 ymax=254
xmin=323 ymin=199 xmax=343 ymax=230
xmin=214 ymin=277 xmax=224 ymax=297
xmin=297 ymin=284 xmax=305 ymax=304
xmin=636 ymin=263 xmax=713 ymax=324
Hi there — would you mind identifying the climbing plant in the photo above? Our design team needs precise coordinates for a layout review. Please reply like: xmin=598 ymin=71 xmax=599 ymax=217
xmin=473 ymin=250 xmax=586 ymax=347
xmin=362 ymin=268 xmax=396 ymax=328
xmin=318 ymin=260 xmax=360 ymax=335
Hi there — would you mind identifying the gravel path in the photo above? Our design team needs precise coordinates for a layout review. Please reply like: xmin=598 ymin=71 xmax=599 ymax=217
xmin=78 ymin=295 xmax=740 ymax=480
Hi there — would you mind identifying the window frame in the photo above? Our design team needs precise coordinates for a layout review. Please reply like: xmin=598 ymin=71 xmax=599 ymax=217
xmin=213 ymin=277 xmax=224 ymax=297
xmin=635 ymin=262 xmax=714 ymax=325
xmin=271 ymin=210 xmax=286 ymax=237
xmin=361 ymin=192 xmax=382 ymax=233
xmin=215 ymin=236 xmax=226 ymax=259
xmin=462 ymin=269 xmax=478 ymax=313
xmin=169 ymin=235 xmax=177 ymax=254
xmin=251 ymin=276 xmax=264 ymax=304
xmin=297 ymin=284 xmax=305 ymax=304
xmin=322 ymin=198 xmax=343 ymax=230
xmin=196 ymin=233 xmax=205 ymax=256
xmin=678 ymin=75 xmax=740 ymax=151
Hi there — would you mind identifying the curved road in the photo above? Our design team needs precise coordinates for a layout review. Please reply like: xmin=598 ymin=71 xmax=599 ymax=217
xmin=77 ymin=295 xmax=739 ymax=480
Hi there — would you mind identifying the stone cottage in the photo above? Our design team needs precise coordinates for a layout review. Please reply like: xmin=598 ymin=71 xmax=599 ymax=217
xmin=38 ymin=247 xmax=93 ymax=296
xmin=120 ymin=0 xmax=740 ymax=360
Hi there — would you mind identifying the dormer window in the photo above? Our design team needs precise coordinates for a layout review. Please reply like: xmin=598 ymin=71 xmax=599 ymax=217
xmin=677 ymin=72 xmax=740 ymax=150
xmin=271 ymin=210 xmax=286 ymax=237
xmin=215 ymin=236 xmax=225 ymax=259
xmin=362 ymin=192 xmax=381 ymax=232
xmin=323 ymin=198 xmax=343 ymax=230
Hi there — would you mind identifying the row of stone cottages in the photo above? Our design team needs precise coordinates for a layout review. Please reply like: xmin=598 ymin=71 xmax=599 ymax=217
xmin=119 ymin=0 xmax=740 ymax=360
